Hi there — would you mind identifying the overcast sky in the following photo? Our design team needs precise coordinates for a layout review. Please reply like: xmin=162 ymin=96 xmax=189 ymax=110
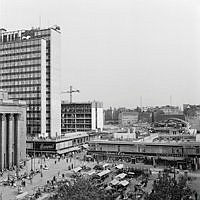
xmin=1 ymin=0 xmax=200 ymax=108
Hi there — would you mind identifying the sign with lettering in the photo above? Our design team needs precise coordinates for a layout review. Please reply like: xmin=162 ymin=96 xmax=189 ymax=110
xmin=39 ymin=143 xmax=55 ymax=150
xmin=35 ymin=142 xmax=56 ymax=151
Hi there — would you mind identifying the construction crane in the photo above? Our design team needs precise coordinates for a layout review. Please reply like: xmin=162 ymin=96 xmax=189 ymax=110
xmin=62 ymin=85 xmax=80 ymax=103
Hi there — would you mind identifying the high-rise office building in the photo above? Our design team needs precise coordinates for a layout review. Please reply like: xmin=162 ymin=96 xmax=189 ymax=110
xmin=0 ymin=26 xmax=61 ymax=138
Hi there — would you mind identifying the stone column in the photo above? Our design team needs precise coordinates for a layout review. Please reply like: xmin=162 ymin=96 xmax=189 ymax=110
xmin=0 ymin=114 xmax=7 ymax=170
xmin=8 ymin=114 xmax=14 ymax=168
xmin=14 ymin=114 xmax=20 ymax=167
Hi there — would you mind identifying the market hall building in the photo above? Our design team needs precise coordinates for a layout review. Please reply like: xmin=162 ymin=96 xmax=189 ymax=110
xmin=26 ymin=132 xmax=89 ymax=156
xmin=0 ymin=90 xmax=26 ymax=170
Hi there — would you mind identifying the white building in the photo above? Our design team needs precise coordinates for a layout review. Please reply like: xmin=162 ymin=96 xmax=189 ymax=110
xmin=0 ymin=26 xmax=61 ymax=138
xmin=113 ymin=128 xmax=136 ymax=140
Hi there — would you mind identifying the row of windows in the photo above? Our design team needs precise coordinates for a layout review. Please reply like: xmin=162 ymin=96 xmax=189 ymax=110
xmin=1 ymin=63 xmax=41 ymax=69
xmin=8 ymin=86 xmax=40 ymax=92
xmin=0 ymin=56 xmax=43 ymax=63
xmin=27 ymin=106 xmax=41 ymax=111
xmin=0 ymin=59 xmax=41 ymax=66
xmin=0 ymin=46 xmax=41 ymax=55
xmin=2 ymin=73 xmax=41 ymax=80
xmin=0 ymin=53 xmax=41 ymax=61
xmin=27 ymin=113 xmax=41 ymax=118
xmin=62 ymin=121 xmax=92 ymax=124
xmin=0 ymin=39 xmax=41 ymax=49
xmin=26 ymin=99 xmax=41 ymax=105
xmin=1 ymin=79 xmax=41 ymax=86
xmin=61 ymin=114 xmax=92 ymax=118
xmin=1 ymin=67 xmax=41 ymax=74
xmin=9 ymin=93 xmax=41 ymax=99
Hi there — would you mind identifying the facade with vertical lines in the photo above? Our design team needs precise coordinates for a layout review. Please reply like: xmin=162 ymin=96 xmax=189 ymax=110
xmin=61 ymin=101 xmax=103 ymax=133
xmin=0 ymin=26 xmax=61 ymax=138
xmin=0 ymin=90 xmax=26 ymax=170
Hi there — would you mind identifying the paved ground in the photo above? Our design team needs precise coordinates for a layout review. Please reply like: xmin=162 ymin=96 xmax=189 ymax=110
xmin=1 ymin=153 xmax=200 ymax=200
xmin=0 ymin=152 xmax=97 ymax=200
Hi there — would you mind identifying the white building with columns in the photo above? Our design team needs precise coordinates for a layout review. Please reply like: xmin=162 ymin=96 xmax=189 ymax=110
xmin=0 ymin=90 xmax=26 ymax=170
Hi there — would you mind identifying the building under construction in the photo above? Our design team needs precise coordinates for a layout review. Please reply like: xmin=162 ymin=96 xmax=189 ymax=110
xmin=61 ymin=101 xmax=103 ymax=134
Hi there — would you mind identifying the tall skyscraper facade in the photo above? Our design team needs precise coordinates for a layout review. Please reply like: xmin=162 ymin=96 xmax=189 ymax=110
xmin=0 ymin=26 xmax=61 ymax=138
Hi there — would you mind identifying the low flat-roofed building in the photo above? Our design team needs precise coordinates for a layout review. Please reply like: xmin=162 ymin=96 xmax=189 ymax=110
xmin=88 ymin=139 xmax=200 ymax=170
xmin=0 ymin=90 xmax=26 ymax=170
xmin=26 ymin=131 xmax=89 ymax=156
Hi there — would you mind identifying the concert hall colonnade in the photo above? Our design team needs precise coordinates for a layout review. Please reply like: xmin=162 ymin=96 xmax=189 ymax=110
xmin=0 ymin=91 xmax=26 ymax=171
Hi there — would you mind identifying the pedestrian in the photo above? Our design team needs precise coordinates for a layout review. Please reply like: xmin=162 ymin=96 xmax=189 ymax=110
xmin=195 ymin=192 xmax=198 ymax=200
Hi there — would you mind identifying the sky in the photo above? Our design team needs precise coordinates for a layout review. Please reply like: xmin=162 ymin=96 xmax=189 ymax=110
xmin=1 ymin=0 xmax=200 ymax=108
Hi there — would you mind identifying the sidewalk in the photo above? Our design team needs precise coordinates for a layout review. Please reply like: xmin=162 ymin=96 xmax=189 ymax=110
xmin=1 ymin=154 xmax=97 ymax=200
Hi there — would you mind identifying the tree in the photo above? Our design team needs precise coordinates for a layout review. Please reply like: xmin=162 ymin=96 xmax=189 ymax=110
xmin=145 ymin=172 xmax=194 ymax=200
xmin=49 ymin=176 xmax=115 ymax=200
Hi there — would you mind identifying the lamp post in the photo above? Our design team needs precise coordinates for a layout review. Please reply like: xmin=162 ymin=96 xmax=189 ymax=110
xmin=33 ymin=138 xmax=36 ymax=171
xmin=172 ymin=147 xmax=176 ymax=179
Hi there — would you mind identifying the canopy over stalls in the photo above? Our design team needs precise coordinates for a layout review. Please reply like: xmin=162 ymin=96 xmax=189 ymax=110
xmin=110 ymin=179 xmax=119 ymax=186
xmin=115 ymin=173 xmax=127 ymax=180
xmin=82 ymin=144 xmax=89 ymax=149
xmin=105 ymin=186 xmax=112 ymax=190
xmin=73 ymin=167 xmax=82 ymax=173
xmin=88 ymin=171 xmax=96 ymax=176
xmin=103 ymin=163 xmax=110 ymax=168
xmin=116 ymin=164 xmax=124 ymax=169
xmin=16 ymin=192 xmax=28 ymax=200
xmin=37 ymin=194 xmax=50 ymax=200
xmin=119 ymin=180 xmax=129 ymax=187
xmin=97 ymin=169 xmax=110 ymax=177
